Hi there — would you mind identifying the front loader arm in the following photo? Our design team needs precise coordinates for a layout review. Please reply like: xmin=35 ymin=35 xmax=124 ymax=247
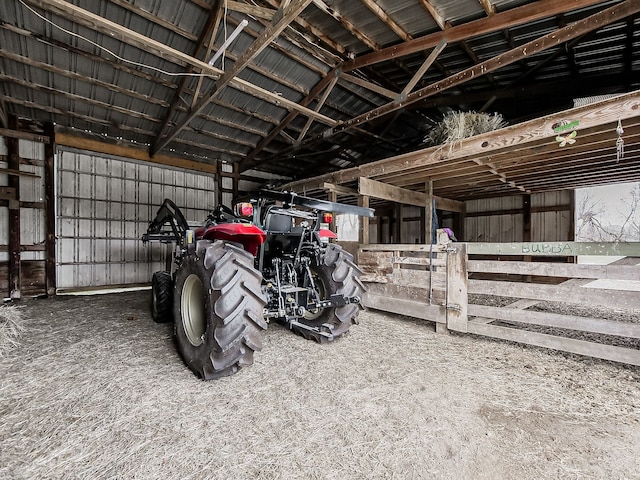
xmin=142 ymin=199 xmax=189 ymax=243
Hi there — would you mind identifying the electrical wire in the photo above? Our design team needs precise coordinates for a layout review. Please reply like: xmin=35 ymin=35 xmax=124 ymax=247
xmin=18 ymin=0 xmax=219 ymax=78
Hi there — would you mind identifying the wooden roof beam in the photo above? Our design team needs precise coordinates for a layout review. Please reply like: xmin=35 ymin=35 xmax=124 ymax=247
xmin=151 ymin=0 xmax=314 ymax=156
xmin=311 ymin=0 xmax=380 ymax=52
xmin=238 ymin=70 xmax=339 ymax=172
xmin=478 ymin=0 xmax=497 ymax=16
xmin=339 ymin=74 xmax=397 ymax=100
xmin=154 ymin=2 xmax=223 ymax=152
xmin=293 ymin=0 xmax=640 ymax=151
xmin=401 ymin=39 xmax=447 ymax=95
xmin=360 ymin=0 xmax=413 ymax=42
xmin=22 ymin=0 xmax=335 ymax=147
xmin=343 ymin=0 xmax=613 ymax=72
xmin=282 ymin=89 xmax=640 ymax=192
xmin=297 ymin=75 xmax=339 ymax=142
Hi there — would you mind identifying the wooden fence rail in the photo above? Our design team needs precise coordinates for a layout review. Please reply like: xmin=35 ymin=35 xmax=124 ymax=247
xmin=358 ymin=239 xmax=640 ymax=366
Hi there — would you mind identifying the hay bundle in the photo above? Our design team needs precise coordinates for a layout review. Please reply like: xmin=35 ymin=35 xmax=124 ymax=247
xmin=0 ymin=304 xmax=24 ymax=356
xmin=425 ymin=111 xmax=507 ymax=146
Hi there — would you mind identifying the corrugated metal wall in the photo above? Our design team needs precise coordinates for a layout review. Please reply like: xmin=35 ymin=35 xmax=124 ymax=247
xmin=56 ymin=150 xmax=216 ymax=290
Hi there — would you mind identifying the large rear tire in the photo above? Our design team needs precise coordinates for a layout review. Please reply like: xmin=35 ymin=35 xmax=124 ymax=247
xmin=173 ymin=240 xmax=267 ymax=380
xmin=151 ymin=271 xmax=173 ymax=323
xmin=292 ymin=243 xmax=364 ymax=341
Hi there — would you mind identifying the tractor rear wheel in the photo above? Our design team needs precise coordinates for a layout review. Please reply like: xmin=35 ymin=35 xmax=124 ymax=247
xmin=293 ymin=243 xmax=364 ymax=341
xmin=151 ymin=271 xmax=173 ymax=323
xmin=173 ymin=240 xmax=267 ymax=380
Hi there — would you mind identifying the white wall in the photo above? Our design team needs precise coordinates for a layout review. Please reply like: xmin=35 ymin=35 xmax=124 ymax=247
xmin=56 ymin=149 xmax=217 ymax=290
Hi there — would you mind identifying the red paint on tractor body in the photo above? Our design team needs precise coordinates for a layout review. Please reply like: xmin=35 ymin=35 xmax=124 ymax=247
xmin=196 ymin=223 xmax=266 ymax=257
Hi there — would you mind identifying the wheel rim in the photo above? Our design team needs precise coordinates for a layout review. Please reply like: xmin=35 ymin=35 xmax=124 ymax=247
xmin=304 ymin=270 xmax=327 ymax=321
xmin=181 ymin=274 xmax=206 ymax=346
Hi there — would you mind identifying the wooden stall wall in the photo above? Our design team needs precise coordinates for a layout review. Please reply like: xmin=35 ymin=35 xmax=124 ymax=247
xmin=464 ymin=191 xmax=573 ymax=243
xmin=359 ymin=240 xmax=640 ymax=366
xmin=0 ymin=132 xmax=48 ymax=298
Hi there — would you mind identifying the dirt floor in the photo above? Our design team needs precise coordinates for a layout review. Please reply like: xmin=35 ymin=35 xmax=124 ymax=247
xmin=1 ymin=291 xmax=639 ymax=479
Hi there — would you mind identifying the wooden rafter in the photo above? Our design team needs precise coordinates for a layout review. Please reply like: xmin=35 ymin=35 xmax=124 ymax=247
xmin=226 ymin=0 xmax=273 ymax=19
xmin=417 ymin=0 xmax=446 ymax=30
xmin=23 ymin=0 xmax=334 ymax=140
xmin=297 ymin=75 xmax=339 ymax=142
xmin=343 ymin=0 xmax=611 ymax=73
xmin=283 ymin=0 xmax=640 ymax=154
xmin=154 ymin=2 xmax=222 ymax=151
xmin=0 ymin=98 xmax=8 ymax=129
xmin=339 ymin=74 xmax=397 ymax=100
xmin=238 ymin=70 xmax=338 ymax=171
xmin=259 ymin=0 xmax=346 ymax=61
xmin=311 ymin=0 xmax=380 ymax=51
xmin=400 ymin=39 xmax=447 ymax=96
xmin=241 ymin=0 xmax=610 ymax=172
xmin=151 ymin=0 xmax=315 ymax=156
xmin=283 ymin=90 xmax=640 ymax=193
xmin=360 ymin=0 xmax=411 ymax=42
xmin=478 ymin=0 xmax=496 ymax=16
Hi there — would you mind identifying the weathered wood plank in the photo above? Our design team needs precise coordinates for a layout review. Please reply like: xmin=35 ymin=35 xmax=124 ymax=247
xmin=364 ymin=281 xmax=443 ymax=302
xmin=0 ymin=127 xmax=50 ymax=143
xmin=392 ymin=269 xmax=447 ymax=289
xmin=359 ymin=177 xmax=427 ymax=207
xmin=393 ymin=256 xmax=447 ymax=267
xmin=466 ymin=322 xmax=640 ymax=366
xmin=469 ymin=279 xmax=640 ymax=309
xmin=469 ymin=304 xmax=640 ymax=339
xmin=363 ymin=293 xmax=446 ymax=323
xmin=467 ymin=242 xmax=640 ymax=256
xmin=468 ymin=259 xmax=639 ymax=280
xmin=359 ymin=243 xmax=449 ymax=253
xmin=446 ymin=243 xmax=468 ymax=333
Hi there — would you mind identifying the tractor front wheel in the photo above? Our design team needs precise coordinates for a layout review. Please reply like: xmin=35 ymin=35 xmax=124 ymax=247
xmin=173 ymin=240 xmax=267 ymax=380
xmin=151 ymin=271 xmax=173 ymax=323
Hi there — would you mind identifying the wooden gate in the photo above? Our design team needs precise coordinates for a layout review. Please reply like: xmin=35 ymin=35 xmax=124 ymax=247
xmin=358 ymin=240 xmax=640 ymax=366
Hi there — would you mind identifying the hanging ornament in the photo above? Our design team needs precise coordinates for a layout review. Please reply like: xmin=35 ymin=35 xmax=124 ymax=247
xmin=556 ymin=130 xmax=577 ymax=147
xmin=616 ymin=119 xmax=624 ymax=162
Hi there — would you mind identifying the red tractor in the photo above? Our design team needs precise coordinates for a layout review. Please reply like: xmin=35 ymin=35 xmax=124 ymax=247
xmin=142 ymin=190 xmax=374 ymax=380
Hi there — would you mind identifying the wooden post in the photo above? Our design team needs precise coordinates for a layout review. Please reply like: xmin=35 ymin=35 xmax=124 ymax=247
xmin=445 ymin=243 xmax=468 ymax=333
xmin=394 ymin=204 xmax=402 ymax=243
xmin=328 ymin=190 xmax=337 ymax=234
xmin=359 ymin=195 xmax=369 ymax=245
xmin=232 ymin=162 xmax=239 ymax=202
xmin=523 ymin=194 xmax=532 ymax=280
xmin=6 ymin=115 xmax=21 ymax=299
xmin=425 ymin=180 xmax=433 ymax=244
xmin=44 ymin=123 xmax=56 ymax=296
xmin=216 ymin=160 xmax=223 ymax=206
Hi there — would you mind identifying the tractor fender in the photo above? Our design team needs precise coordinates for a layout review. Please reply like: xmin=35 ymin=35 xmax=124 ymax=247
xmin=196 ymin=223 xmax=266 ymax=257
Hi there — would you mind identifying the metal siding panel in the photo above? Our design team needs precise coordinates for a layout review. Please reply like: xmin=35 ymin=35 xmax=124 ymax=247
xmin=56 ymin=150 xmax=216 ymax=289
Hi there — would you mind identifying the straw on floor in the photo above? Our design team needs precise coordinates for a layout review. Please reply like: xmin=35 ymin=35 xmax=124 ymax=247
xmin=1 ymin=291 xmax=639 ymax=479
xmin=0 ymin=305 xmax=24 ymax=357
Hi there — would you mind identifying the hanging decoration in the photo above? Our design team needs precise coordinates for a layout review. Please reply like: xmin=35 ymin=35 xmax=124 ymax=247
xmin=556 ymin=130 xmax=577 ymax=147
xmin=616 ymin=119 xmax=624 ymax=162
xmin=553 ymin=119 xmax=579 ymax=147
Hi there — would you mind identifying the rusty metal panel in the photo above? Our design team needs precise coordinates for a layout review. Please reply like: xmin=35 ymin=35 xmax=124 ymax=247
xmin=56 ymin=149 xmax=216 ymax=291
